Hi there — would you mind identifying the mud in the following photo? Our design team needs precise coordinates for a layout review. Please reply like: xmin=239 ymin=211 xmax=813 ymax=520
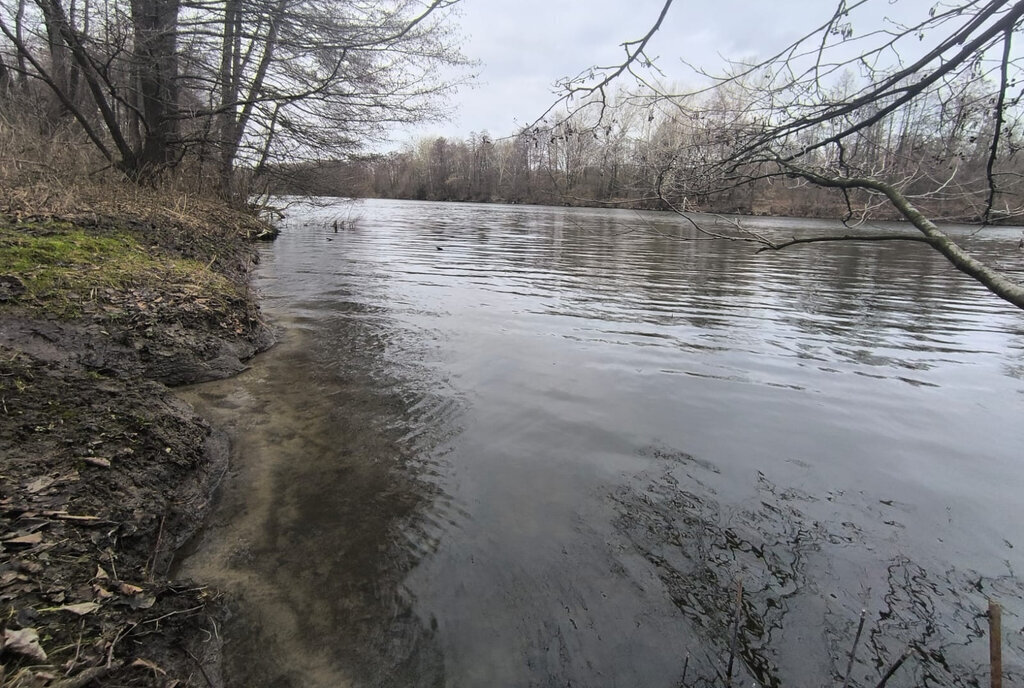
xmin=0 ymin=214 xmax=274 ymax=687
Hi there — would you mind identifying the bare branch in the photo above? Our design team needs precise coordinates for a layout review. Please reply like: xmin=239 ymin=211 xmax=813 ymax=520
xmin=983 ymin=23 xmax=1014 ymax=223
xmin=756 ymin=233 xmax=931 ymax=252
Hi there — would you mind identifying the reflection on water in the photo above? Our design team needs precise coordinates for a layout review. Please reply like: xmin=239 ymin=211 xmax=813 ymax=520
xmin=181 ymin=199 xmax=1024 ymax=687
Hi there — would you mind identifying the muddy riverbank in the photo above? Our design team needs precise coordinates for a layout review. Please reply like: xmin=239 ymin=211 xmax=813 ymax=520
xmin=0 ymin=199 xmax=275 ymax=688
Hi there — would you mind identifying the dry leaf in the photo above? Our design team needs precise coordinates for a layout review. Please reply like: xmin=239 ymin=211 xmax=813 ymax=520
xmin=15 ymin=559 xmax=43 ymax=575
xmin=3 ymin=627 xmax=48 ymax=661
xmin=25 ymin=476 xmax=55 ymax=494
xmin=4 ymin=532 xmax=43 ymax=547
xmin=83 ymin=457 xmax=111 ymax=468
xmin=118 ymin=583 xmax=143 ymax=595
xmin=128 ymin=594 xmax=156 ymax=610
xmin=46 ymin=602 xmax=101 ymax=616
xmin=0 ymin=571 xmax=23 ymax=586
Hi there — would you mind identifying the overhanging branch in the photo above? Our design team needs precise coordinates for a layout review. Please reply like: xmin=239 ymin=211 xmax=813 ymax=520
xmin=777 ymin=160 xmax=1024 ymax=309
xmin=756 ymin=233 xmax=931 ymax=252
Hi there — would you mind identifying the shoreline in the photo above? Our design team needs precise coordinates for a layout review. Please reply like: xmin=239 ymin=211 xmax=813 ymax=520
xmin=284 ymin=193 xmax=1024 ymax=227
xmin=0 ymin=206 xmax=276 ymax=687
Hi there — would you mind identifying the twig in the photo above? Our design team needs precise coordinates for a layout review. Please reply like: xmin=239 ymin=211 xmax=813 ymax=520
xmin=49 ymin=666 xmax=112 ymax=688
xmin=874 ymin=648 xmax=912 ymax=688
xmin=726 ymin=579 xmax=743 ymax=687
xmin=989 ymin=599 xmax=1002 ymax=688
xmin=106 ymin=623 xmax=136 ymax=667
xmin=140 ymin=604 xmax=205 ymax=626
xmin=40 ymin=511 xmax=105 ymax=523
xmin=679 ymin=652 xmax=689 ymax=687
xmin=182 ymin=646 xmax=217 ymax=688
xmin=147 ymin=514 xmax=165 ymax=582
xmin=842 ymin=609 xmax=867 ymax=688
xmin=65 ymin=622 xmax=84 ymax=676
xmin=105 ymin=544 xmax=118 ymax=581
xmin=530 ymin=0 xmax=675 ymax=128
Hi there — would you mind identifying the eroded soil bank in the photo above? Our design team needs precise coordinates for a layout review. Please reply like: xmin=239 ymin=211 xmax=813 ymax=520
xmin=0 ymin=203 xmax=275 ymax=688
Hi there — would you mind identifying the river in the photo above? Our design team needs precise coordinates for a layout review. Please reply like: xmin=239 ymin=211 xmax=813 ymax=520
xmin=179 ymin=198 xmax=1024 ymax=687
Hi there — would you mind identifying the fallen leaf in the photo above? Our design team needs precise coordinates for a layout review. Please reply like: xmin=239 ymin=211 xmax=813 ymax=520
xmin=44 ymin=602 xmax=101 ymax=616
xmin=3 ymin=627 xmax=48 ymax=661
xmin=128 ymin=594 xmax=156 ymax=610
xmin=118 ymin=583 xmax=143 ymax=595
xmin=15 ymin=559 xmax=43 ymax=575
xmin=44 ymin=589 xmax=66 ymax=604
xmin=83 ymin=457 xmax=111 ymax=468
xmin=25 ymin=476 xmax=55 ymax=494
xmin=95 ymin=566 xmax=109 ymax=580
xmin=4 ymin=532 xmax=43 ymax=547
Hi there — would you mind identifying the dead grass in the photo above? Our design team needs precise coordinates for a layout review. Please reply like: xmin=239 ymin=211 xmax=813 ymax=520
xmin=0 ymin=112 xmax=272 ymax=329
xmin=0 ymin=112 xmax=272 ymax=243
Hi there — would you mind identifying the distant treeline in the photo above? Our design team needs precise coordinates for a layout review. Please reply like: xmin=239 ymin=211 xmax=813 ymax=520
xmin=263 ymin=90 xmax=1023 ymax=222
xmin=263 ymin=132 xmax=842 ymax=216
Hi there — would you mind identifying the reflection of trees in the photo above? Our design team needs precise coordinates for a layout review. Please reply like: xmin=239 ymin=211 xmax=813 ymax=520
xmin=464 ymin=209 xmax=1023 ymax=377
xmin=614 ymin=446 xmax=1023 ymax=687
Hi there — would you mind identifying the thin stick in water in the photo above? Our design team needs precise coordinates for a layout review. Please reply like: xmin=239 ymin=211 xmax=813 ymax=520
xmin=842 ymin=609 xmax=867 ymax=688
xmin=873 ymin=648 xmax=912 ymax=688
xmin=989 ymin=599 xmax=1002 ymax=688
xmin=726 ymin=579 xmax=743 ymax=687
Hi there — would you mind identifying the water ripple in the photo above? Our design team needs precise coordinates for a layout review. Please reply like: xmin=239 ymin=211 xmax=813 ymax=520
xmin=189 ymin=198 xmax=1024 ymax=687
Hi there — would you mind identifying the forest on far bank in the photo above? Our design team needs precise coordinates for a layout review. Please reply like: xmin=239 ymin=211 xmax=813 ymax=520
xmin=266 ymin=77 xmax=1024 ymax=224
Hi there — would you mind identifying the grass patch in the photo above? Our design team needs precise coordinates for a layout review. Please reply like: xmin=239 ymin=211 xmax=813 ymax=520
xmin=0 ymin=222 xmax=240 ymax=317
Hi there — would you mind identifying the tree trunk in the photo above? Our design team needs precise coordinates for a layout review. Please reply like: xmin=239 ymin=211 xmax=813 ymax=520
xmin=14 ymin=0 xmax=29 ymax=89
xmin=216 ymin=0 xmax=240 ymax=195
xmin=130 ymin=0 xmax=181 ymax=175
xmin=0 ymin=54 xmax=11 ymax=95
xmin=218 ymin=0 xmax=288 ymax=198
xmin=36 ymin=0 xmax=74 ymax=125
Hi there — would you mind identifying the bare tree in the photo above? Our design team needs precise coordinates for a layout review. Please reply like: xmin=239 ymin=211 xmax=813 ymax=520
xmin=181 ymin=0 xmax=469 ymax=197
xmin=0 ymin=0 xmax=468 ymax=190
xmin=543 ymin=0 xmax=1024 ymax=310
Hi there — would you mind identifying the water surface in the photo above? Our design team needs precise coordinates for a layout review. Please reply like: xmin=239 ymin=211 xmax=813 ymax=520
xmin=181 ymin=199 xmax=1024 ymax=687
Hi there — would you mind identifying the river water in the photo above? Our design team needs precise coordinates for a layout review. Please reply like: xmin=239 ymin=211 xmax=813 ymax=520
xmin=179 ymin=199 xmax=1024 ymax=687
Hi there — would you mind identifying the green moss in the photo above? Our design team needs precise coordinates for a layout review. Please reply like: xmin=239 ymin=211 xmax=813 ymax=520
xmin=0 ymin=222 xmax=239 ymax=317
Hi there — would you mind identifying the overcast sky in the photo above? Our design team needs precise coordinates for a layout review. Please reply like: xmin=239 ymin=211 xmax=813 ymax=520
xmin=401 ymin=0 xmax=937 ymax=145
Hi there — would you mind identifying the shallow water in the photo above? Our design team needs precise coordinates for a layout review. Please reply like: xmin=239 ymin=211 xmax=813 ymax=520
xmin=180 ymin=199 xmax=1024 ymax=687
